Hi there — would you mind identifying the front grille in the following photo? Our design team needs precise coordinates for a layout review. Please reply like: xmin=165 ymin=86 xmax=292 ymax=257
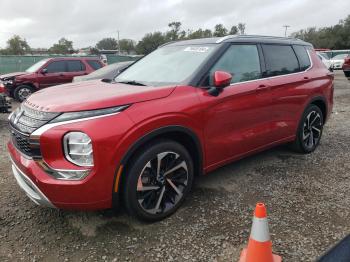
xmin=9 ymin=104 xmax=60 ymax=156
xmin=10 ymin=129 xmax=36 ymax=156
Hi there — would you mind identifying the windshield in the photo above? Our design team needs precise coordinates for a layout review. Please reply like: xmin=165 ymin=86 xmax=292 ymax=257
xmin=332 ymin=54 xmax=348 ymax=60
xmin=25 ymin=59 xmax=49 ymax=73
xmin=318 ymin=52 xmax=329 ymax=60
xmin=115 ymin=44 xmax=218 ymax=86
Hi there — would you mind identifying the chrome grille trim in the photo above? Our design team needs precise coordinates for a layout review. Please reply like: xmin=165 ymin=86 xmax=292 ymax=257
xmin=9 ymin=104 xmax=59 ymax=157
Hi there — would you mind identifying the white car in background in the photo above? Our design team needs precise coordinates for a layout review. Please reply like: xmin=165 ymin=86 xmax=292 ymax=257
xmin=317 ymin=53 xmax=332 ymax=71
xmin=330 ymin=54 xmax=349 ymax=69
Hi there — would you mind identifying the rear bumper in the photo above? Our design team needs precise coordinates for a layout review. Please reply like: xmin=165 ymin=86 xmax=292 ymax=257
xmin=11 ymin=158 xmax=55 ymax=208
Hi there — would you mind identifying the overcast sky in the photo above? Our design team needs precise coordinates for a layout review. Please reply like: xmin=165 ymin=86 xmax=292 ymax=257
xmin=0 ymin=0 xmax=349 ymax=49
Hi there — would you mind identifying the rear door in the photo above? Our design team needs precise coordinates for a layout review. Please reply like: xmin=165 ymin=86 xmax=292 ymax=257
xmin=63 ymin=60 xmax=87 ymax=83
xmin=198 ymin=44 xmax=274 ymax=168
xmin=262 ymin=44 xmax=311 ymax=141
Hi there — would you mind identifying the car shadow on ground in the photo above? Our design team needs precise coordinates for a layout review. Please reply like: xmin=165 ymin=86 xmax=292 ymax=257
xmin=49 ymin=143 xmax=304 ymax=238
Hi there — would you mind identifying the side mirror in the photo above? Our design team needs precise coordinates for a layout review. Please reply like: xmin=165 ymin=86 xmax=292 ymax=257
xmin=208 ymin=71 xmax=232 ymax=96
xmin=41 ymin=68 xmax=48 ymax=74
xmin=214 ymin=71 xmax=232 ymax=88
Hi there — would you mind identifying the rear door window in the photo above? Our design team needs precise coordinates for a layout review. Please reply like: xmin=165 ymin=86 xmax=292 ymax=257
xmin=67 ymin=60 xmax=86 ymax=72
xmin=262 ymin=45 xmax=299 ymax=76
xmin=209 ymin=44 xmax=262 ymax=84
xmin=46 ymin=61 xmax=66 ymax=73
xmin=87 ymin=60 xmax=103 ymax=70
xmin=293 ymin=45 xmax=311 ymax=71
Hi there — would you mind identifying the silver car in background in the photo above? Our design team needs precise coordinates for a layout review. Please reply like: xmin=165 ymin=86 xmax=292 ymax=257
xmin=73 ymin=61 xmax=134 ymax=82
xmin=330 ymin=54 xmax=348 ymax=70
xmin=317 ymin=53 xmax=332 ymax=71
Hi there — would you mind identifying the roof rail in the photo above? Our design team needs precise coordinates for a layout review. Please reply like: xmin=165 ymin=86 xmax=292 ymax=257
xmin=216 ymin=34 xmax=303 ymax=43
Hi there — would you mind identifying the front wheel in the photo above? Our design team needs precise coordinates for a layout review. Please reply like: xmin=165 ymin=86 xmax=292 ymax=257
xmin=14 ymin=85 xmax=34 ymax=102
xmin=123 ymin=140 xmax=194 ymax=221
xmin=291 ymin=105 xmax=324 ymax=153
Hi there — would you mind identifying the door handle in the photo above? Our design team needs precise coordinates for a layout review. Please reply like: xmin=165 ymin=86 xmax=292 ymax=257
xmin=303 ymin=76 xmax=310 ymax=80
xmin=256 ymin=84 xmax=269 ymax=92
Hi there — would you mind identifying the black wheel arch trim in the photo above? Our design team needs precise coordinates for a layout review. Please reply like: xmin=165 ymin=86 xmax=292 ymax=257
xmin=112 ymin=125 xmax=204 ymax=208
xmin=308 ymin=95 xmax=328 ymax=121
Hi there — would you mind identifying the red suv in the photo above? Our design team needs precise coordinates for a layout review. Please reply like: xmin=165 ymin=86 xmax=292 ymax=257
xmin=343 ymin=56 xmax=350 ymax=78
xmin=0 ymin=57 xmax=104 ymax=101
xmin=7 ymin=36 xmax=334 ymax=221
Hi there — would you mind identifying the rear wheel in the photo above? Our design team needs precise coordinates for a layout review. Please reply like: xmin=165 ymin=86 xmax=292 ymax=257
xmin=344 ymin=71 xmax=350 ymax=78
xmin=123 ymin=140 xmax=194 ymax=221
xmin=14 ymin=85 xmax=34 ymax=102
xmin=291 ymin=105 xmax=324 ymax=153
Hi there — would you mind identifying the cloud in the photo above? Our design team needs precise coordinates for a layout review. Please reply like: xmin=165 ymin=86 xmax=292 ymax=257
xmin=0 ymin=0 xmax=349 ymax=48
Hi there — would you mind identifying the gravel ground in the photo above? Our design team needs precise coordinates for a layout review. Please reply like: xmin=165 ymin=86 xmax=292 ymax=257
xmin=0 ymin=71 xmax=349 ymax=262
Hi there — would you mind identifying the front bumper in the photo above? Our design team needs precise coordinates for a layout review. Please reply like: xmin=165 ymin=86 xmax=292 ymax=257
xmin=8 ymin=141 xmax=113 ymax=210
xmin=11 ymin=157 xmax=55 ymax=208
xmin=6 ymin=110 xmax=136 ymax=210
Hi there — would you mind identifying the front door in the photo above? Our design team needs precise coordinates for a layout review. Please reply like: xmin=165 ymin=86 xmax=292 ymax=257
xmin=37 ymin=60 xmax=67 ymax=88
xmin=198 ymin=44 xmax=274 ymax=169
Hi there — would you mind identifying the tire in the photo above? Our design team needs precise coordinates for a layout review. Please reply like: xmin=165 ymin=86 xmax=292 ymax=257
xmin=14 ymin=85 xmax=34 ymax=102
xmin=290 ymin=104 xmax=324 ymax=154
xmin=122 ymin=139 xmax=194 ymax=222
xmin=344 ymin=71 xmax=350 ymax=78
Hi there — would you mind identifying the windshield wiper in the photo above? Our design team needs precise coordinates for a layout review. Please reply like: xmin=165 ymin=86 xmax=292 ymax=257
xmin=116 ymin=80 xmax=147 ymax=86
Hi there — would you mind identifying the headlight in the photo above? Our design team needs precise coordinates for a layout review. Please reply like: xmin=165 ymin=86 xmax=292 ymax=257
xmin=63 ymin=132 xmax=93 ymax=167
xmin=51 ymin=105 xmax=129 ymax=123
xmin=3 ymin=79 xmax=14 ymax=85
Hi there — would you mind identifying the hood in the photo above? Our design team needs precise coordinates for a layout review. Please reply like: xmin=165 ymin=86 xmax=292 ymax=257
xmin=25 ymin=80 xmax=176 ymax=112
xmin=0 ymin=71 xmax=28 ymax=80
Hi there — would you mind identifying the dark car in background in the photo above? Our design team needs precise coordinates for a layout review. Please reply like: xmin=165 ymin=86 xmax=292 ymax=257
xmin=73 ymin=61 xmax=133 ymax=83
xmin=0 ymin=94 xmax=10 ymax=113
xmin=0 ymin=57 xmax=104 ymax=101
xmin=342 ymin=56 xmax=350 ymax=78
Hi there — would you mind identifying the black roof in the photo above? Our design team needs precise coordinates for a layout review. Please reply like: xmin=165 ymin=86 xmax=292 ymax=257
xmin=164 ymin=35 xmax=312 ymax=47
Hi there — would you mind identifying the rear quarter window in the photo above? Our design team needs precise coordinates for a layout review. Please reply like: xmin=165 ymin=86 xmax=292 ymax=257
xmin=262 ymin=45 xmax=300 ymax=77
xmin=87 ymin=60 xmax=103 ymax=70
xmin=293 ymin=45 xmax=311 ymax=71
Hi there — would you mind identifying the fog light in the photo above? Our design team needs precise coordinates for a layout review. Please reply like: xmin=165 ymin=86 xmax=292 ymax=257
xmin=63 ymin=132 xmax=94 ymax=167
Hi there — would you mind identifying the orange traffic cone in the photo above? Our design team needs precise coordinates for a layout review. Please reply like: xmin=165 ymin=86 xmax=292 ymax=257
xmin=239 ymin=203 xmax=282 ymax=262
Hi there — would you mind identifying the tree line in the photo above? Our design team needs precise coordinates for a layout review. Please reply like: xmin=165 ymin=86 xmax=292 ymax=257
xmin=0 ymin=22 xmax=246 ymax=56
xmin=291 ymin=15 xmax=350 ymax=49
xmin=2 ymin=15 xmax=348 ymax=56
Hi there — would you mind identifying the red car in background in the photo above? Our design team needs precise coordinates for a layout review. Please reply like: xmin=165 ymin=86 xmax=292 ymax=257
xmin=0 ymin=57 xmax=104 ymax=101
xmin=343 ymin=56 xmax=350 ymax=78
xmin=7 ymin=35 xmax=333 ymax=221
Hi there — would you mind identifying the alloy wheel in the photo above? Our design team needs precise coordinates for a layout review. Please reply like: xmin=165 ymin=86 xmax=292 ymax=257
xmin=302 ymin=110 xmax=323 ymax=149
xmin=18 ymin=88 xmax=32 ymax=101
xmin=136 ymin=151 xmax=189 ymax=215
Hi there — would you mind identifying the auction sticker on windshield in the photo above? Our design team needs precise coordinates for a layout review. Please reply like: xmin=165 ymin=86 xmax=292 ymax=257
xmin=184 ymin=46 xmax=210 ymax=52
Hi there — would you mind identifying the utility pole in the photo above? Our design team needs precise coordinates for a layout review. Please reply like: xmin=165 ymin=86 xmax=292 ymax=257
xmin=117 ymin=30 xmax=120 ymax=54
xmin=283 ymin=25 xmax=290 ymax=37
